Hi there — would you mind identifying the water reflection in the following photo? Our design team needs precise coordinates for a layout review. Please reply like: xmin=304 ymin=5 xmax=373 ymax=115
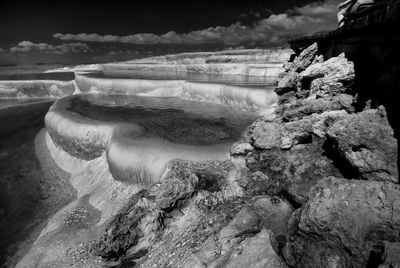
xmin=67 ymin=94 xmax=259 ymax=145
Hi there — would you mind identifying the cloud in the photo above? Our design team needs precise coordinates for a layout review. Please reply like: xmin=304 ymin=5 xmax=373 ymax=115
xmin=10 ymin=41 xmax=90 ymax=54
xmin=53 ymin=0 xmax=340 ymax=47
xmin=0 ymin=47 xmax=5 ymax=53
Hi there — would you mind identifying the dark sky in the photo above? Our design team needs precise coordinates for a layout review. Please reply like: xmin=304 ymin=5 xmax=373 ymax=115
xmin=0 ymin=0 xmax=340 ymax=65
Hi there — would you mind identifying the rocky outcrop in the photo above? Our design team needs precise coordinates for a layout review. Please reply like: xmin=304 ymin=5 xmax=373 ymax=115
xmin=96 ymin=160 xmax=233 ymax=262
xmin=95 ymin=156 xmax=299 ymax=268
xmin=183 ymin=196 xmax=292 ymax=268
xmin=238 ymin=43 xmax=397 ymax=209
xmin=299 ymin=53 xmax=355 ymax=94
xmin=242 ymin=111 xmax=349 ymax=204
xmin=283 ymin=177 xmax=400 ymax=268
xmin=96 ymin=190 xmax=163 ymax=260
xmin=327 ymin=108 xmax=398 ymax=182
xmin=74 ymin=43 xmax=399 ymax=268
xmin=277 ymin=94 xmax=354 ymax=122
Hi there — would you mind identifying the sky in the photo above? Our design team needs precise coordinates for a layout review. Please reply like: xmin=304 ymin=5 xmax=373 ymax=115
xmin=0 ymin=0 xmax=342 ymax=65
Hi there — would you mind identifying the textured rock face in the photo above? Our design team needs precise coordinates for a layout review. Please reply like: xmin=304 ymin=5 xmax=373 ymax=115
xmin=96 ymin=190 xmax=163 ymax=260
xmin=276 ymin=51 xmax=355 ymax=108
xmin=246 ymin=141 xmax=342 ymax=205
xmin=277 ymin=43 xmax=318 ymax=95
xmin=277 ymin=94 xmax=354 ymax=122
xmin=300 ymin=53 xmax=355 ymax=95
xmin=275 ymin=72 xmax=299 ymax=95
xmin=219 ymin=196 xmax=294 ymax=243
xmin=96 ymin=160 xmax=233 ymax=262
xmin=210 ymin=229 xmax=287 ymax=268
xmin=284 ymin=43 xmax=319 ymax=73
xmin=95 ymin=155 xmax=298 ymax=268
xmin=246 ymin=111 xmax=349 ymax=204
xmin=299 ymin=53 xmax=355 ymax=84
xmin=327 ymin=108 xmax=398 ymax=182
xmin=284 ymin=177 xmax=400 ymax=268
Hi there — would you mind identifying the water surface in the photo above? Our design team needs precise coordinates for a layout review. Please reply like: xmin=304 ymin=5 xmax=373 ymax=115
xmin=85 ymin=71 xmax=277 ymax=87
xmin=0 ymin=72 xmax=74 ymax=81
xmin=67 ymin=94 xmax=259 ymax=145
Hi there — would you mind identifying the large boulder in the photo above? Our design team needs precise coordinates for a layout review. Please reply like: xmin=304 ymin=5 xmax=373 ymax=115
xmin=284 ymin=177 xmax=400 ymax=268
xmin=327 ymin=108 xmax=398 ymax=183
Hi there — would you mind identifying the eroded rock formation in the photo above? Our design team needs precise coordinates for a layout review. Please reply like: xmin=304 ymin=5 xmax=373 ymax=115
xmin=10 ymin=44 xmax=398 ymax=268
xmin=91 ymin=43 xmax=398 ymax=268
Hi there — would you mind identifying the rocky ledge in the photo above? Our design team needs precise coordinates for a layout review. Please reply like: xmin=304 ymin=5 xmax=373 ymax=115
xmin=94 ymin=43 xmax=399 ymax=268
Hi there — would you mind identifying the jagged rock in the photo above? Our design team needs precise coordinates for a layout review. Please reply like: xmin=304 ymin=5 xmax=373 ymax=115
xmin=300 ymin=53 xmax=355 ymax=82
xmin=284 ymin=177 xmax=400 ymax=268
xmin=230 ymin=142 xmax=254 ymax=156
xmin=278 ymin=94 xmax=354 ymax=122
xmin=275 ymin=72 xmax=299 ymax=95
xmin=96 ymin=190 xmax=162 ymax=261
xmin=311 ymin=54 xmax=324 ymax=65
xmin=246 ymin=141 xmax=342 ymax=205
xmin=252 ymin=113 xmax=341 ymax=151
xmin=310 ymin=77 xmax=353 ymax=97
xmin=247 ymin=111 xmax=351 ymax=204
xmin=327 ymin=108 xmax=398 ymax=182
xmin=285 ymin=43 xmax=319 ymax=73
xmin=308 ymin=110 xmax=349 ymax=138
xmin=211 ymin=229 xmax=288 ymax=268
xmin=299 ymin=53 xmax=355 ymax=93
xmin=251 ymin=119 xmax=313 ymax=150
xmin=154 ymin=164 xmax=199 ymax=210
xmin=97 ymin=159 xmax=234 ymax=263
xmin=236 ymin=171 xmax=285 ymax=197
xmin=219 ymin=196 xmax=294 ymax=245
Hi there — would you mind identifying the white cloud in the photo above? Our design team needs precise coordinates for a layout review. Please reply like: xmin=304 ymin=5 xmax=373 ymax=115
xmin=53 ymin=0 xmax=341 ymax=47
xmin=10 ymin=41 xmax=90 ymax=54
